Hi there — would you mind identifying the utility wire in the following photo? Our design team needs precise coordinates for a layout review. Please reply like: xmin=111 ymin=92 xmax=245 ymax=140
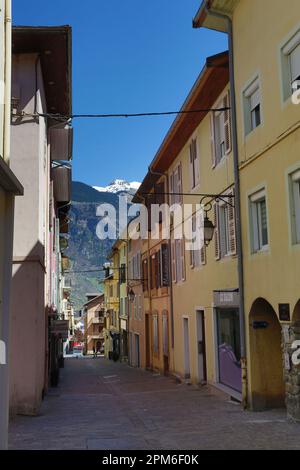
xmin=17 ymin=107 xmax=230 ymax=121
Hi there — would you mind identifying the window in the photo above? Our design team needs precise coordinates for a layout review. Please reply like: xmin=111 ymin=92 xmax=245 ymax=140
xmin=189 ymin=213 xmax=206 ymax=268
xmin=142 ymin=258 xmax=148 ymax=292
xmin=189 ymin=139 xmax=200 ymax=189
xmin=172 ymin=238 xmax=185 ymax=282
xmin=281 ymin=30 xmax=300 ymax=100
xmin=160 ymin=243 xmax=170 ymax=286
xmin=138 ymin=295 xmax=142 ymax=320
xmin=153 ymin=314 xmax=159 ymax=354
xmin=219 ymin=204 xmax=230 ymax=257
xmin=211 ymin=92 xmax=232 ymax=166
xmin=289 ymin=169 xmax=300 ymax=244
xmin=243 ymin=78 xmax=261 ymax=135
xmin=249 ymin=190 xmax=269 ymax=253
xmin=169 ymin=163 xmax=182 ymax=205
xmin=120 ymin=264 xmax=126 ymax=284
xmin=214 ymin=190 xmax=236 ymax=260
xmin=162 ymin=312 xmax=169 ymax=355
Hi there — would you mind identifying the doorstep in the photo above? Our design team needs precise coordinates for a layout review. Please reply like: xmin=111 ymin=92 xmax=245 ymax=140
xmin=209 ymin=381 xmax=242 ymax=402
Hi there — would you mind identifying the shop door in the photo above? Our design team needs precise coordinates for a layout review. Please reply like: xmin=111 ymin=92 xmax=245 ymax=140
xmin=217 ymin=308 xmax=242 ymax=393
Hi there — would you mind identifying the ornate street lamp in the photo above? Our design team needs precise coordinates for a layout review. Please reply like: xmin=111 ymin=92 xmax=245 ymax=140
xmin=203 ymin=213 xmax=215 ymax=247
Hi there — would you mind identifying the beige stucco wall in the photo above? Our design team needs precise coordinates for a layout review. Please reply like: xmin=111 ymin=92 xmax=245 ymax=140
xmin=9 ymin=54 xmax=49 ymax=415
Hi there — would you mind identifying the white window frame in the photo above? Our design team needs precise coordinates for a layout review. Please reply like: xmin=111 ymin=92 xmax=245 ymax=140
xmin=211 ymin=91 xmax=232 ymax=168
xmin=243 ymin=77 xmax=262 ymax=136
xmin=289 ymin=169 xmax=300 ymax=245
xmin=169 ymin=162 xmax=182 ymax=205
xmin=249 ymin=189 xmax=269 ymax=253
xmin=281 ymin=28 xmax=300 ymax=102
xmin=214 ymin=105 xmax=226 ymax=164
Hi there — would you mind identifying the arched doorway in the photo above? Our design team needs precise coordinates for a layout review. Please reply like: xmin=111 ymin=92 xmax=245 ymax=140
xmin=249 ymin=298 xmax=285 ymax=411
xmin=292 ymin=300 xmax=300 ymax=322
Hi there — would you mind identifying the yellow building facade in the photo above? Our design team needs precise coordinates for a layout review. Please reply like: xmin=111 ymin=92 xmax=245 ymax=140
xmin=134 ymin=52 xmax=242 ymax=396
xmin=194 ymin=0 xmax=300 ymax=418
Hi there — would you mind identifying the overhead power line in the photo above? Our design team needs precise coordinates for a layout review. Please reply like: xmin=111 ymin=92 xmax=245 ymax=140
xmin=18 ymin=107 xmax=230 ymax=121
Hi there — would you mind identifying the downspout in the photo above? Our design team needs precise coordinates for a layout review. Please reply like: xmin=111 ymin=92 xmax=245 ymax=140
xmin=3 ymin=0 xmax=12 ymax=164
xmin=148 ymin=167 xmax=175 ymax=366
xmin=204 ymin=5 xmax=247 ymax=409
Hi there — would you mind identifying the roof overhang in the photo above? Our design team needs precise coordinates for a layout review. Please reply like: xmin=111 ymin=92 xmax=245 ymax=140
xmin=12 ymin=26 xmax=72 ymax=117
xmin=133 ymin=51 xmax=229 ymax=203
xmin=193 ymin=0 xmax=240 ymax=32
xmin=83 ymin=294 xmax=104 ymax=308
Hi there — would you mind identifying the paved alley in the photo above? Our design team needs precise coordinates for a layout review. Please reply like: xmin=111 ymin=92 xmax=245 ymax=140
xmin=8 ymin=358 xmax=300 ymax=450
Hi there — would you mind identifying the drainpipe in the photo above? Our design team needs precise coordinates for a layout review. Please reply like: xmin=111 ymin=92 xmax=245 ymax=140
xmin=3 ymin=0 xmax=11 ymax=164
xmin=203 ymin=5 xmax=247 ymax=409
xmin=148 ymin=167 xmax=175 ymax=366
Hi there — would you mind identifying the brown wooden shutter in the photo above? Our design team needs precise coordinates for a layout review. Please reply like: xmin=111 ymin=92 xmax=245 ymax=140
xmin=214 ymin=203 xmax=220 ymax=260
xmin=142 ymin=258 xmax=148 ymax=292
xmin=224 ymin=91 xmax=232 ymax=155
xmin=210 ymin=113 xmax=216 ymax=168
xmin=228 ymin=188 xmax=237 ymax=255
xmin=161 ymin=243 xmax=170 ymax=286
xmin=177 ymin=163 xmax=183 ymax=203
xmin=155 ymin=251 xmax=160 ymax=289
xmin=189 ymin=142 xmax=194 ymax=190
xmin=194 ymin=139 xmax=200 ymax=186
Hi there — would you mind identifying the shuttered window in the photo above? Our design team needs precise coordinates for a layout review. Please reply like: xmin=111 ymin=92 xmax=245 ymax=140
xmin=215 ymin=190 xmax=236 ymax=259
xmin=173 ymin=239 xmax=185 ymax=282
xmin=150 ymin=254 xmax=156 ymax=290
xmin=243 ymin=77 xmax=261 ymax=135
xmin=189 ymin=139 xmax=200 ymax=189
xmin=170 ymin=163 xmax=183 ymax=204
xmin=249 ymin=189 xmax=269 ymax=253
xmin=211 ymin=91 xmax=232 ymax=167
xmin=190 ymin=213 xmax=206 ymax=268
xmin=289 ymin=170 xmax=300 ymax=245
xmin=142 ymin=258 xmax=148 ymax=292
xmin=160 ymin=243 xmax=170 ymax=287
xmin=162 ymin=313 xmax=169 ymax=356
xmin=153 ymin=314 xmax=159 ymax=354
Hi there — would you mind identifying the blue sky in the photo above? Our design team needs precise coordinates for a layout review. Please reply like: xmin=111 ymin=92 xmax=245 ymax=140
xmin=13 ymin=0 xmax=227 ymax=187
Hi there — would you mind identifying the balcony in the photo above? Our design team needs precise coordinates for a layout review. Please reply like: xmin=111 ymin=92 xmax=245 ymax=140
xmin=92 ymin=317 xmax=104 ymax=324
xmin=50 ymin=125 xmax=73 ymax=161
xmin=52 ymin=165 xmax=72 ymax=204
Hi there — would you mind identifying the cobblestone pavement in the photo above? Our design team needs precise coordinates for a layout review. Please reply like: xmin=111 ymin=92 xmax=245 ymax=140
xmin=8 ymin=357 xmax=300 ymax=450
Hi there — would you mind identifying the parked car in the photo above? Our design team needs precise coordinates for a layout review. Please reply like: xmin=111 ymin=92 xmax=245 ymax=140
xmin=72 ymin=346 xmax=83 ymax=358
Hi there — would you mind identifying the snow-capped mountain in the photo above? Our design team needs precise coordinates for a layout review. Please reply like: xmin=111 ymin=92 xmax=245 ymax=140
xmin=93 ymin=179 xmax=140 ymax=194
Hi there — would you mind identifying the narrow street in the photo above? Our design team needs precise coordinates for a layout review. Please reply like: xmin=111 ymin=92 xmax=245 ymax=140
xmin=8 ymin=358 xmax=300 ymax=450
